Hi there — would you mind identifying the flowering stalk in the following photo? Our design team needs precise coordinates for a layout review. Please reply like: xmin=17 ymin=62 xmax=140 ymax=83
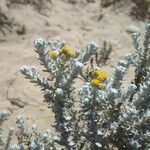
xmin=80 ymin=68 xmax=109 ymax=149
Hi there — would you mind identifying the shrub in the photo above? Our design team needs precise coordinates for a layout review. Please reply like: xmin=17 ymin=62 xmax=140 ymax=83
xmin=0 ymin=24 xmax=150 ymax=150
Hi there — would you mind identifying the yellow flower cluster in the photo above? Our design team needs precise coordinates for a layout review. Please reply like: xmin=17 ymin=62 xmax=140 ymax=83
xmin=90 ymin=69 xmax=108 ymax=90
xmin=91 ymin=79 xmax=104 ymax=90
xmin=49 ymin=44 xmax=76 ymax=60
xmin=89 ymin=69 xmax=108 ymax=81
xmin=49 ymin=50 xmax=59 ymax=60
xmin=60 ymin=45 xmax=76 ymax=58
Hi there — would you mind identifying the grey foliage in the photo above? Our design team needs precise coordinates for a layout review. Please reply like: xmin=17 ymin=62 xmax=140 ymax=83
xmin=0 ymin=25 xmax=150 ymax=150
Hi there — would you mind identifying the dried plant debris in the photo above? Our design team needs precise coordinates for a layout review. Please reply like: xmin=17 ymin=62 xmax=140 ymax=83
xmin=16 ymin=25 xmax=26 ymax=35
xmin=130 ymin=0 xmax=150 ymax=20
xmin=6 ymin=0 xmax=53 ymax=12
xmin=101 ymin=0 xmax=121 ymax=7
xmin=0 ymin=8 xmax=26 ymax=36
xmin=101 ymin=0 xmax=150 ymax=20
xmin=67 ymin=0 xmax=78 ymax=4
xmin=0 ymin=8 xmax=14 ymax=35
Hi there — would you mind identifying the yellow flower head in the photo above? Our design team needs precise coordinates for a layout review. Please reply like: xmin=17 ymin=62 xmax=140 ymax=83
xmin=91 ymin=79 xmax=100 ymax=87
xmin=60 ymin=45 xmax=76 ymax=58
xmin=91 ymin=79 xmax=104 ymax=90
xmin=49 ymin=50 xmax=59 ymax=60
xmin=89 ymin=69 xmax=108 ymax=81
xmin=97 ymin=73 xmax=108 ymax=82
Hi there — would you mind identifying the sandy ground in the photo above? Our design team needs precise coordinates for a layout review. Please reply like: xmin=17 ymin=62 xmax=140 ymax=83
xmin=0 ymin=0 xmax=145 ymax=135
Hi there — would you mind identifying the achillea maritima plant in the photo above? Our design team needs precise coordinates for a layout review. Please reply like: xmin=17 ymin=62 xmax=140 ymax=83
xmin=0 ymin=24 xmax=150 ymax=150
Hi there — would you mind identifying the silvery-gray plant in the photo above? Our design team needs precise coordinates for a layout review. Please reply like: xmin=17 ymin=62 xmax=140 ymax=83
xmin=21 ymin=39 xmax=98 ymax=149
xmin=0 ymin=24 xmax=149 ymax=150
xmin=0 ymin=112 xmax=58 ymax=150
xmin=79 ymin=24 xmax=149 ymax=149
xmin=78 ymin=24 xmax=149 ymax=149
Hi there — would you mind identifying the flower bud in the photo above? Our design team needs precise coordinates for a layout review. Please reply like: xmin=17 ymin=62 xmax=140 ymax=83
xmin=49 ymin=50 xmax=59 ymax=60
xmin=86 ymin=42 xmax=99 ymax=54
xmin=34 ymin=38 xmax=47 ymax=55
xmin=55 ymin=88 xmax=63 ymax=96
xmin=74 ymin=61 xmax=83 ymax=70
